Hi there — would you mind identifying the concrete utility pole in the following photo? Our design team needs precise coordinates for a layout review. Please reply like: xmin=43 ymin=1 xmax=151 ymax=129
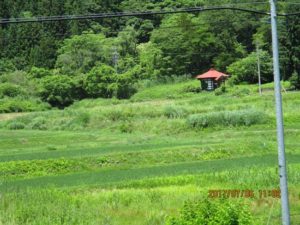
xmin=269 ymin=0 xmax=291 ymax=224
xmin=256 ymin=43 xmax=262 ymax=96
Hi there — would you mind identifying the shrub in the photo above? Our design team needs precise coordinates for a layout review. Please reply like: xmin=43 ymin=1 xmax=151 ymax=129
xmin=29 ymin=67 xmax=52 ymax=79
xmin=289 ymin=71 xmax=300 ymax=90
xmin=182 ymin=83 xmax=201 ymax=93
xmin=187 ymin=109 xmax=268 ymax=129
xmin=77 ymin=112 xmax=90 ymax=124
xmin=0 ymin=59 xmax=16 ymax=74
xmin=39 ymin=75 xmax=76 ymax=107
xmin=7 ymin=121 xmax=25 ymax=130
xmin=0 ymin=98 xmax=50 ymax=113
xmin=105 ymin=109 xmax=134 ymax=121
xmin=215 ymin=85 xmax=227 ymax=96
xmin=73 ymin=112 xmax=90 ymax=127
xmin=232 ymin=88 xmax=251 ymax=97
xmin=164 ymin=105 xmax=188 ymax=119
xmin=166 ymin=199 xmax=253 ymax=225
xmin=0 ymin=83 xmax=26 ymax=98
xmin=27 ymin=116 xmax=47 ymax=130
xmin=0 ymin=70 xmax=28 ymax=86
xmin=119 ymin=121 xmax=134 ymax=133
xmin=115 ymin=72 xmax=137 ymax=99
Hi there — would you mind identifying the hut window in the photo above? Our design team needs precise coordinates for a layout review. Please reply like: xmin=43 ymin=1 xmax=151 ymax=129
xmin=205 ymin=79 xmax=214 ymax=90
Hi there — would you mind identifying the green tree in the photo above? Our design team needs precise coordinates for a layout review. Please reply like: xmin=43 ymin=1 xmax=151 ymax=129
xmin=116 ymin=70 xmax=138 ymax=99
xmin=290 ymin=71 xmax=300 ymax=90
xmin=0 ymin=59 xmax=16 ymax=75
xmin=84 ymin=64 xmax=117 ymax=98
xmin=55 ymin=32 xmax=106 ymax=75
xmin=0 ymin=83 xmax=26 ymax=98
xmin=29 ymin=67 xmax=52 ymax=79
xmin=117 ymin=26 xmax=138 ymax=57
xmin=151 ymin=14 xmax=217 ymax=77
xmin=39 ymin=75 xmax=76 ymax=107
xmin=227 ymin=51 xmax=273 ymax=84
xmin=84 ymin=64 xmax=137 ymax=99
xmin=137 ymin=42 xmax=163 ymax=79
xmin=283 ymin=11 xmax=300 ymax=81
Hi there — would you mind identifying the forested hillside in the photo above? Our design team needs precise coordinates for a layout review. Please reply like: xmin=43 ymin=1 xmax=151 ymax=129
xmin=0 ymin=0 xmax=300 ymax=109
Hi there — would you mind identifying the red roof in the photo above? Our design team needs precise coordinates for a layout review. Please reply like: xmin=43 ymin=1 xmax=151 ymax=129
xmin=196 ymin=68 xmax=229 ymax=81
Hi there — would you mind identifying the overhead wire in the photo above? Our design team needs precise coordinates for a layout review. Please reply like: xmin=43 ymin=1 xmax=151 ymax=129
xmin=0 ymin=6 xmax=273 ymax=25
xmin=0 ymin=2 xmax=298 ymax=44
xmin=1 ymin=1 xmax=300 ymax=26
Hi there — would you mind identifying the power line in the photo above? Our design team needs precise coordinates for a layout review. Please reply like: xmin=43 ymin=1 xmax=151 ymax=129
xmin=2 ymin=4 xmax=300 ymax=25
xmin=0 ymin=7 xmax=273 ymax=25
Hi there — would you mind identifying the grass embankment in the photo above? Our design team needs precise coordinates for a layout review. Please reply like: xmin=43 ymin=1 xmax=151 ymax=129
xmin=1 ymin=80 xmax=300 ymax=224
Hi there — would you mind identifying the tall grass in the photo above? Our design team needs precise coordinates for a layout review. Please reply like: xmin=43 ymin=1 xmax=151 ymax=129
xmin=187 ymin=109 xmax=269 ymax=129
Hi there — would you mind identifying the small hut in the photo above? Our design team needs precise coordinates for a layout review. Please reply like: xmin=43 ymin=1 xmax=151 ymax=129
xmin=196 ymin=68 xmax=229 ymax=91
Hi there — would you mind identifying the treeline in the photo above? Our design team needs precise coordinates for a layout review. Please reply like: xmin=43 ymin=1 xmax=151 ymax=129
xmin=0 ymin=0 xmax=300 ymax=108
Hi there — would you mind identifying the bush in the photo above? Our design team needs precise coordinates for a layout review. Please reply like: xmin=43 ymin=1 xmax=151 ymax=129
xmin=29 ymin=67 xmax=52 ymax=79
xmin=232 ymin=88 xmax=251 ymax=97
xmin=289 ymin=71 xmax=300 ymax=90
xmin=105 ymin=109 xmax=134 ymax=121
xmin=27 ymin=116 xmax=47 ymax=130
xmin=166 ymin=199 xmax=253 ymax=225
xmin=77 ymin=112 xmax=90 ymax=124
xmin=164 ymin=105 xmax=188 ymax=119
xmin=215 ymin=85 xmax=227 ymax=96
xmin=0 ymin=83 xmax=26 ymax=98
xmin=0 ymin=70 xmax=28 ymax=86
xmin=182 ymin=83 xmax=201 ymax=93
xmin=0 ymin=59 xmax=16 ymax=74
xmin=39 ymin=75 xmax=76 ymax=107
xmin=115 ymin=72 xmax=137 ymax=99
xmin=119 ymin=121 xmax=134 ymax=133
xmin=72 ymin=112 xmax=90 ymax=127
xmin=7 ymin=121 xmax=25 ymax=130
xmin=0 ymin=98 xmax=50 ymax=113
xmin=187 ymin=109 xmax=268 ymax=129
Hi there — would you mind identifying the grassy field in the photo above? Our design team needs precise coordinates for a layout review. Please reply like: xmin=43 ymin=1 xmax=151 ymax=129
xmin=0 ymin=80 xmax=300 ymax=224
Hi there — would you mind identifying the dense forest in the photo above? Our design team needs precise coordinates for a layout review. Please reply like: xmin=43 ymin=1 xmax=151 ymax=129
xmin=0 ymin=0 xmax=300 ymax=109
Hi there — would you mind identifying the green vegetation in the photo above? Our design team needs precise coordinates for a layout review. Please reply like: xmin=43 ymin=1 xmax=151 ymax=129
xmin=227 ymin=51 xmax=273 ymax=84
xmin=187 ymin=109 xmax=269 ymax=129
xmin=166 ymin=199 xmax=253 ymax=225
xmin=0 ymin=81 xmax=300 ymax=224
xmin=0 ymin=98 xmax=50 ymax=113
xmin=1 ymin=0 xmax=300 ymax=110
xmin=1 ymin=0 xmax=300 ymax=224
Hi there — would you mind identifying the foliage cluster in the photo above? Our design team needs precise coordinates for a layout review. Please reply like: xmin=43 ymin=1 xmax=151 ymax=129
xmin=166 ymin=199 xmax=253 ymax=225
xmin=1 ymin=0 xmax=300 ymax=111
xmin=187 ymin=109 xmax=269 ymax=129
xmin=0 ymin=98 xmax=50 ymax=113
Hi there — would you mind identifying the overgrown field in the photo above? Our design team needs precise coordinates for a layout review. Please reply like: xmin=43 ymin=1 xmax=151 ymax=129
xmin=1 ymin=81 xmax=300 ymax=225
